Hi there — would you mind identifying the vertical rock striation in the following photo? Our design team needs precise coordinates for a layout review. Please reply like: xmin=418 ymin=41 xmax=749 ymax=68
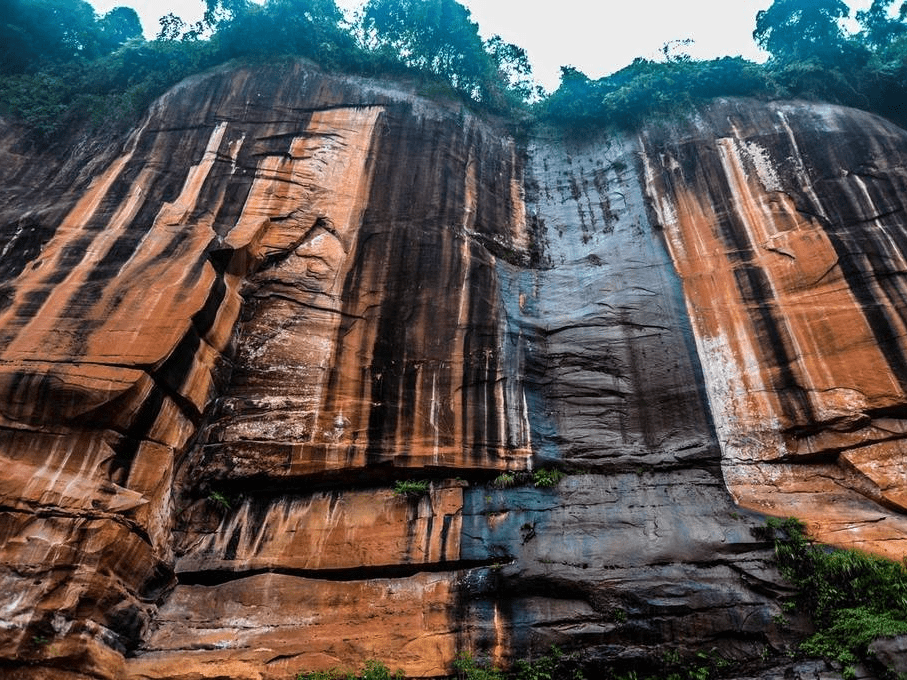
xmin=642 ymin=100 xmax=907 ymax=558
xmin=0 ymin=62 xmax=536 ymax=679
xmin=2 ymin=64 xmax=907 ymax=679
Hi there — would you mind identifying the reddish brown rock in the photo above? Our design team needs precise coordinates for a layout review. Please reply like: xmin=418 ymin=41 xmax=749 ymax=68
xmin=641 ymin=99 xmax=907 ymax=558
xmin=3 ymin=63 xmax=907 ymax=680
xmin=175 ymin=484 xmax=466 ymax=574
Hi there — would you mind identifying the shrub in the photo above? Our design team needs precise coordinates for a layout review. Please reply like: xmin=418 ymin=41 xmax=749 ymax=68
xmin=296 ymin=660 xmax=403 ymax=680
xmin=765 ymin=517 xmax=907 ymax=668
xmin=392 ymin=479 xmax=430 ymax=498
xmin=453 ymin=653 xmax=505 ymax=680
xmin=453 ymin=647 xmax=586 ymax=680
xmin=532 ymin=469 xmax=564 ymax=488
xmin=512 ymin=645 xmax=585 ymax=680
xmin=492 ymin=472 xmax=517 ymax=489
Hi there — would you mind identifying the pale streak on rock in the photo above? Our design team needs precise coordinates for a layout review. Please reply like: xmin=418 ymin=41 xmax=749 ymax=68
xmin=642 ymin=101 xmax=907 ymax=557
xmin=175 ymin=484 xmax=464 ymax=573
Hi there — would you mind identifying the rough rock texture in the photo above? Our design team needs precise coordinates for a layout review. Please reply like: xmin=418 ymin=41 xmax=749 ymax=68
xmin=1 ymin=62 xmax=907 ymax=679
xmin=642 ymin=101 xmax=907 ymax=558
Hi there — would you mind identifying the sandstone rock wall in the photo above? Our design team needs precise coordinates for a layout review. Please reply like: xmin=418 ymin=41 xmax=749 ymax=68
xmin=642 ymin=100 xmax=907 ymax=558
xmin=1 ymin=63 xmax=906 ymax=679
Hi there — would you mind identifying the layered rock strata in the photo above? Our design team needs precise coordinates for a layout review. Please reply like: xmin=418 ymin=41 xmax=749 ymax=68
xmin=0 ymin=62 xmax=906 ymax=679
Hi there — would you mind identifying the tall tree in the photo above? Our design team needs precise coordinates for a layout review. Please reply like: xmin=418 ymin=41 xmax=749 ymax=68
xmin=0 ymin=0 xmax=105 ymax=73
xmin=360 ymin=0 xmax=491 ymax=97
xmin=483 ymin=34 xmax=536 ymax=102
xmin=754 ymin=0 xmax=851 ymax=63
xmin=202 ymin=0 xmax=252 ymax=31
xmin=856 ymin=0 xmax=907 ymax=51
xmin=209 ymin=0 xmax=349 ymax=62
xmin=98 ymin=6 xmax=142 ymax=50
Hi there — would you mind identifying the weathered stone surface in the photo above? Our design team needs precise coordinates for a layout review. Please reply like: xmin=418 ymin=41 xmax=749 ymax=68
xmin=175 ymin=484 xmax=466 ymax=574
xmin=3 ymin=62 xmax=907 ymax=679
xmin=130 ymin=572 xmax=458 ymax=680
xmin=868 ymin=634 xmax=907 ymax=675
xmin=641 ymin=99 xmax=907 ymax=558
xmin=524 ymin=129 xmax=715 ymax=470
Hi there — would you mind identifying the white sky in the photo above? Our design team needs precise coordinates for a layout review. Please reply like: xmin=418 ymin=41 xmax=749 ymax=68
xmin=86 ymin=0 xmax=874 ymax=91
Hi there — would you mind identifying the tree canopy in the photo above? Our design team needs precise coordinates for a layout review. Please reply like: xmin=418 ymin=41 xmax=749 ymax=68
xmin=0 ymin=0 xmax=142 ymax=74
xmin=4 ymin=0 xmax=907 ymax=142
xmin=753 ymin=0 xmax=852 ymax=64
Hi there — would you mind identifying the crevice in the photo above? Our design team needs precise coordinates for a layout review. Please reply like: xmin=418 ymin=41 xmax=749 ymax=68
xmin=843 ymin=206 xmax=905 ymax=226
xmin=144 ymin=124 xmax=220 ymax=134
xmin=246 ymin=291 xmax=367 ymax=321
xmin=768 ymin=428 xmax=907 ymax=465
xmin=188 ymin=452 xmax=530 ymax=495
xmin=176 ymin=558 xmax=510 ymax=586
xmin=255 ymin=216 xmax=334 ymax=272
xmin=0 ymin=502 xmax=153 ymax=547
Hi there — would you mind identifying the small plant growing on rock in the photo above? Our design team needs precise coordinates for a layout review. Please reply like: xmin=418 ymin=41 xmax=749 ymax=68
xmin=207 ymin=490 xmax=231 ymax=511
xmin=453 ymin=652 xmax=505 ymax=680
xmin=491 ymin=471 xmax=531 ymax=489
xmin=492 ymin=471 xmax=517 ymax=489
xmin=393 ymin=479 xmax=430 ymax=498
xmin=532 ymin=468 xmax=564 ymax=488
xmin=296 ymin=659 xmax=403 ymax=680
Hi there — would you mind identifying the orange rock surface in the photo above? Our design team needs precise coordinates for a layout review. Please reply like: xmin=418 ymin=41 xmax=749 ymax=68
xmin=3 ymin=65 xmax=907 ymax=679
xmin=642 ymin=100 xmax=907 ymax=557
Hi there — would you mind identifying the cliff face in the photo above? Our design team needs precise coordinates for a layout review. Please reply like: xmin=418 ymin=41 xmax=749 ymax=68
xmin=642 ymin=103 xmax=907 ymax=557
xmin=0 ymin=62 xmax=906 ymax=679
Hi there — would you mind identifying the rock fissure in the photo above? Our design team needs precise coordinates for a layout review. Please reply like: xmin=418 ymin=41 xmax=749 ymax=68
xmin=175 ymin=559 xmax=512 ymax=586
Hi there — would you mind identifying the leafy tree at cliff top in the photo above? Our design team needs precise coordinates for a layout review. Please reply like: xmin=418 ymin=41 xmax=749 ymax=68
xmin=360 ymin=0 xmax=488 ymax=92
xmin=0 ymin=0 xmax=141 ymax=74
xmin=753 ymin=0 xmax=853 ymax=64
xmin=202 ymin=0 xmax=356 ymax=65
xmin=358 ymin=0 xmax=533 ymax=108
xmin=856 ymin=0 xmax=907 ymax=49
xmin=752 ymin=0 xmax=907 ymax=118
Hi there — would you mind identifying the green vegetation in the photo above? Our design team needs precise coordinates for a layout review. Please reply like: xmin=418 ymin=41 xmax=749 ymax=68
xmin=453 ymin=647 xmax=585 ymax=680
xmin=604 ymin=648 xmax=732 ymax=680
xmin=765 ymin=517 xmax=907 ymax=673
xmin=490 ymin=469 xmax=563 ymax=489
xmin=541 ymin=0 xmax=907 ymax=130
xmin=492 ymin=471 xmax=518 ymax=489
xmin=392 ymin=479 xmax=430 ymax=498
xmin=293 ymin=648 xmax=585 ymax=680
xmin=295 ymin=660 xmax=404 ymax=680
xmin=0 ymin=0 xmax=534 ymax=143
xmin=359 ymin=0 xmax=534 ymax=109
xmin=8 ymin=0 xmax=907 ymax=143
xmin=531 ymin=468 xmax=564 ymax=488
xmin=207 ymin=490 xmax=231 ymax=511
xmin=453 ymin=653 xmax=505 ymax=680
